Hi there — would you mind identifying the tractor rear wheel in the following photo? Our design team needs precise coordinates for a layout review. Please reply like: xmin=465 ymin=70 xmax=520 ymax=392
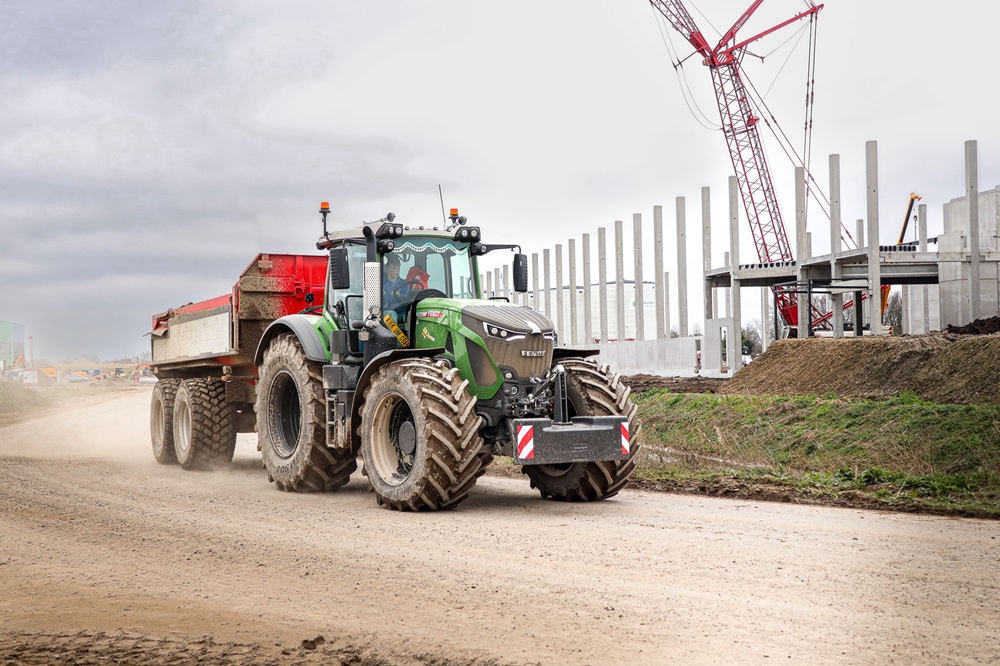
xmin=257 ymin=333 xmax=357 ymax=492
xmin=173 ymin=378 xmax=237 ymax=470
xmin=522 ymin=358 xmax=640 ymax=501
xmin=150 ymin=379 xmax=180 ymax=464
xmin=360 ymin=358 xmax=489 ymax=510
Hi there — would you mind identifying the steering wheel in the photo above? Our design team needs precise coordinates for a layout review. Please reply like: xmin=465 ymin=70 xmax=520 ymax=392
xmin=392 ymin=279 xmax=426 ymax=298
xmin=411 ymin=288 xmax=446 ymax=302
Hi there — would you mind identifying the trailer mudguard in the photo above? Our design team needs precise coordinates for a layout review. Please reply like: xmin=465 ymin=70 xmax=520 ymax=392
xmin=254 ymin=315 xmax=328 ymax=365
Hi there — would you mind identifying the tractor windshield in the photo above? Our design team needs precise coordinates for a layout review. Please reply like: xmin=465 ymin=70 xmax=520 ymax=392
xmin=384 ymin=238 xmax=477 ymax=302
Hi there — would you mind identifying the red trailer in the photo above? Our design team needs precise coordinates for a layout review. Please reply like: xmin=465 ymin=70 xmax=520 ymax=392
xmin=148 ymin=252 xmax=327 ymax=468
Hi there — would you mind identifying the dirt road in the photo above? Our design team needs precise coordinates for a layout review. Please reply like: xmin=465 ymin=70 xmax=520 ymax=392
xmin=1 ymin=388 xmax=997 ymax=665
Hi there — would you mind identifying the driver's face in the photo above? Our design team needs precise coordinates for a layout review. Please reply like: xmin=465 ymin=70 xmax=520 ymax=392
xmin=386 ymin=262 xmax=400 ymax=279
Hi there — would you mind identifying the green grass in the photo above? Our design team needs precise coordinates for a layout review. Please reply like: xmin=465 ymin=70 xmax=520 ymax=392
xmin=632 ymin=390 xmax=1000 ymax=516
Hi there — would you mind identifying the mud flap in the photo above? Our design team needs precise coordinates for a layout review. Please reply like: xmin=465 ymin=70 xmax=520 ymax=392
xmin=511 ymin=416 xmax=630 ymax=465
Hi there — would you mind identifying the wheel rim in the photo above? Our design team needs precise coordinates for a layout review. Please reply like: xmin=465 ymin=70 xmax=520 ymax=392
xmin=269 ymin=370 xmax=301 ymax=458
xmin=369 ymin=392 xmax=416 ymax=486
xmin=175 ymin=398 xmax=191 ymax=455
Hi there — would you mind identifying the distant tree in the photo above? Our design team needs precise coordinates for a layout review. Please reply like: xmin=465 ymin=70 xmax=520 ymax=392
xmin=690 ymin=323 xmax=703 ymax=337
xmin=884 ymin=289 xmax=903 ymax=335
xmin=670 ymin=326 xmax=680 ymax=339
xmin=742 ymin=320 xmax=762 ymax=356
xmin=743 ymin=318 xmax=767 ymax=356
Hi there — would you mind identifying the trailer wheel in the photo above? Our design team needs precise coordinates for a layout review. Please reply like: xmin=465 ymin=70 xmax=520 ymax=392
xmin=257 ymin=333 xmax=357 ymax=492
xmin=173 ymin=378 xmax=237 ymax=470
xmin=360 ymin=359 xmax=488 ymax=511
xmin=522 ymin=358 xmax=640 ymax=501
xmin=150 ymin=379 xmax=180 ymax=464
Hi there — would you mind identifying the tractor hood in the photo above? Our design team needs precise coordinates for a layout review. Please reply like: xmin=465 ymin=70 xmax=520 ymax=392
xmin=459 ymin=303 xmax=555 ymax=338
xmin=459 ymin=302 xmax=556 ymax=382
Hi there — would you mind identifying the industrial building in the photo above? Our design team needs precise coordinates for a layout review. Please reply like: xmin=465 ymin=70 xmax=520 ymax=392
xmin=0 ymin=320 xmax=26 ymax=371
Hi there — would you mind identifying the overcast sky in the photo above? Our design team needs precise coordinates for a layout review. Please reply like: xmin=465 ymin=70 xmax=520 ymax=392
xmin=2 ymin=1 xmax=998 ymax=362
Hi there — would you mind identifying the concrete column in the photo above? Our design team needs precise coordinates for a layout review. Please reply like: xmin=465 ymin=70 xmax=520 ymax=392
xmin=728 ymin=176 xmax=742 ymax=372
xmin=723 ymin=251 xmax=731 ymax=318
xmin=495 ymin=268 xmax=502 ymax=299
xmin=531 ymin=253 xmax=540 ymax=311
xmin=582 ymin=233 xmax=593 ymax=344
xmin=795 ymin=166 xmax=809 ymax=336
xmin=543 ymin=249 xmax=552 ymax=317
xmin=555 ymin=243 xmax=565 ymax=340
xmin=485 ymin=271 xmax=492 ymax=299
xmin=702 ymin=186 xmax=714 ymax=322
xmin=654 ymin=205 xmax=665 ymax=339
xmin=967 ymin=140 xmax=982 ymax=321
xmin=615 ymin=220 xmax=626 ymax=340
xmin=919 ymin=203 xmax=929 ymax=332
xmin=866 ymin=140 xmax=883 ymax=336
xmin=568 ymin=239 xmax=578 ymax=345
xmin=501 ymin=265 xmax=509 ymax=298
xmin=664 ymin=272 xmax=671 ymax=337
xmin=807 ymin=232 xmax=813 ymax=260
xmin=633 ymin=213 xmax=645 ymax=341
xmin=676 ymin=197 xmax=689 ymax=337
xmin=830 ymin=154 xmax=844 ymax=338
xmin=761 ymin=287 xmax=769 ymax=352
xmin=598 ymin=228 xmax=609 ymax=343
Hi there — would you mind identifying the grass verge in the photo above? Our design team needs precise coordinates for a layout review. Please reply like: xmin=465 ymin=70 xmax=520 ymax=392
xmin=631 ymin=390 xmax=1000 ymax=518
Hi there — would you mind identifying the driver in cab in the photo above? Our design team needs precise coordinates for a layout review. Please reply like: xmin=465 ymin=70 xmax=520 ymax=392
xmin=382 ymin=253 xmax=409 ymax=314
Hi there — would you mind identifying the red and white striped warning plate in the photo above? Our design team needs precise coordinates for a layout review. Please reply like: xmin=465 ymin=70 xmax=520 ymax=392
xmin=516 ymin=424 xmax=534 ymax=460
xmin=621 ymin=423 xmax=630 ymax=455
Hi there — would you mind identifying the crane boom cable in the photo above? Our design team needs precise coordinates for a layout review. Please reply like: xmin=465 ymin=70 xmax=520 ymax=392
xmin=652 ymin=8 xmax=722 ymax=130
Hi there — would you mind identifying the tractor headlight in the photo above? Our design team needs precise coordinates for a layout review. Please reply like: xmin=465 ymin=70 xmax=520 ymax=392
xmin=482 ymin=322 xmax=525 ymax=342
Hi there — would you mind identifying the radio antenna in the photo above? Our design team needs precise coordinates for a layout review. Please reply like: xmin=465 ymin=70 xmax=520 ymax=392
xmin=438 ymin=184 xmax=447 ymax=227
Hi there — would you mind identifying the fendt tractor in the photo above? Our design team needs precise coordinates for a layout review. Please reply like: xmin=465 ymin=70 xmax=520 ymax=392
xmin=149 ymin=204 xmax=640 ymax=510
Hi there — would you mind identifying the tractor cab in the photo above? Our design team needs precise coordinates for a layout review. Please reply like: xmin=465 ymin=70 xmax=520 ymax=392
xmin=318 ymin=206 xmax=526 ymax=362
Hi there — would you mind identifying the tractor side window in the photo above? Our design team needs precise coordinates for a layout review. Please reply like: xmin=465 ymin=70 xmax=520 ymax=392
xmin=328 ymin=242 xmax=366 ymax=327
xmin=424 ymin=253 xmax=446 ymax=294
xmin=448 ymin=249 xmax=474 ymax=298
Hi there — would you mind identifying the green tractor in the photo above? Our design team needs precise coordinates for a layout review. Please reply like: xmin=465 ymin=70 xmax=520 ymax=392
xmin=253 ymin=204 xmax=640 ymax=510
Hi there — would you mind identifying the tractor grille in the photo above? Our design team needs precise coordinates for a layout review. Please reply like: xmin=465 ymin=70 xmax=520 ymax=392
xmin=462 ymin=305 xmax=554 ymax=380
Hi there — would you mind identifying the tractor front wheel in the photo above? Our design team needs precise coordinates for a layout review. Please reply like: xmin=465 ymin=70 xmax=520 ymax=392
xmin=522 ymin=358 xmax=640 ymax=501
xmin=360 ymin=358 xmax=489 ymax=510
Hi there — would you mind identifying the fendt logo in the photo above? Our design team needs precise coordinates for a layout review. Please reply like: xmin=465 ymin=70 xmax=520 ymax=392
xmin=520 ymin=350 xmax=545 ymax=357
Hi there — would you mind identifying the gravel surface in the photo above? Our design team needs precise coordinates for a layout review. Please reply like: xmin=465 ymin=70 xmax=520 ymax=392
xmin=1 ymin=388 xmax=998 ymax=665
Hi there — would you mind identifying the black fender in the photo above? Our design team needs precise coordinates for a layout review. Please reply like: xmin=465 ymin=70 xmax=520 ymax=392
xmin=254 ymin=315 xmax=328 ymax=366
xmin=350 ymin=346 xmax=445 ymax=451
xmin=553 ymin=347 xmax=601 ymax=360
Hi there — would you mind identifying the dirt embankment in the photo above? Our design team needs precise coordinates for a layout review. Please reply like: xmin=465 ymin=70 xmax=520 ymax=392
xmin=723 ymin=331 xmax=1000 ymax=404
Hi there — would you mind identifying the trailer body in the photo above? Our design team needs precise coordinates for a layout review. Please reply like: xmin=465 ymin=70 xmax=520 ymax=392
xmin=151 ymin=253 xmax=326 ymax=379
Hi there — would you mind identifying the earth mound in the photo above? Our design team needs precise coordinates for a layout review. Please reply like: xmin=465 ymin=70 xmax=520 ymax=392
xmin=946 ymin=315 xmax=1000 ymax=335
xmin=723 ymin=332 xmax=1000 ymax=404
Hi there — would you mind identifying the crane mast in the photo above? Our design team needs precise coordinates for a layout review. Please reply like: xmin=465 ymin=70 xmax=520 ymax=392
xmin=649 ymin=0 xmax=823 ymax=325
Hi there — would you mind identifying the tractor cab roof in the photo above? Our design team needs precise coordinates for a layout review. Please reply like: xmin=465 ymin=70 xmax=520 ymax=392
xmin=318 ymin=225 xmax=460 ymax=249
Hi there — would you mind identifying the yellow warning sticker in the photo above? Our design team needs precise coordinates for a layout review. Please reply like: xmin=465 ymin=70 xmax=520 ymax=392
xmin=383 ymin=313 xmax=410 ymax=347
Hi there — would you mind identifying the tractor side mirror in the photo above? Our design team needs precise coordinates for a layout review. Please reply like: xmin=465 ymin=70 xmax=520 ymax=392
xmin=513 ymin=253 xmax=528 ymax=293
xmin=329 ymin=248 xmax=351 ymax=290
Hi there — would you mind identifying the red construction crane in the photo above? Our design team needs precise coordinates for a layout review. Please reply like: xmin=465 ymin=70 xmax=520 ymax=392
xmin=648 ymin=0 xmax=823 ymax=328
